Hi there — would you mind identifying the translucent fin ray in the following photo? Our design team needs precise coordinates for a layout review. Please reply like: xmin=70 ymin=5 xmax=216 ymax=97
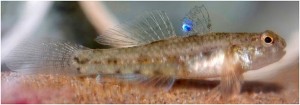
xmin=5 ymin=38 xmax=87 ymax=75
xmin=99 ymin=74 xmax=176 ymax=92
xmin=95 ymin=10 xmax=176 ymax=48
xmin=143 ymin=76 xmax=175 ymax=92
xmin=219 ymin=47 xmax=245 ymax=98
xmin=95 ymin=62 xmax=179 ymax=92
xmin=181 ymin=5 xmax=212 ymax=36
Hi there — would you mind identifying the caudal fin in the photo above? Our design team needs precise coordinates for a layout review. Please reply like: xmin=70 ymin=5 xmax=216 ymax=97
xmin=4 ymin=39 xmax=87 ymax=75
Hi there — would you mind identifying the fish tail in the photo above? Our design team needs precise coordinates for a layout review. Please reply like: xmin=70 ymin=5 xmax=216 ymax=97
xmin=4 ymin=39 xmax=86 ymax=75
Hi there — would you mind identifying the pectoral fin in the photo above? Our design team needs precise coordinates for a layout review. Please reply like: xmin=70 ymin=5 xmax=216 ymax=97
xmin=219 ymin=46 xmax=245 ymax=98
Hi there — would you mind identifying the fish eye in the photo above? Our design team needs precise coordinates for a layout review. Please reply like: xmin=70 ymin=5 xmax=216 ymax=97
xmin=264 ymin=36 xmax=272 ymax=43
xmin=261 ymin=33 xmax=274 ymax=46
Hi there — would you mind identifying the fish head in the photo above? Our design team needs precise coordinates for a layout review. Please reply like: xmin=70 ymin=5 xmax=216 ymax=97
xmin=237 ymin=30 xmax=286 ymax=70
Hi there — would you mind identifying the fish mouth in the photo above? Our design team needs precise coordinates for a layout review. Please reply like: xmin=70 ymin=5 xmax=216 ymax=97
xmin=277 ymin=49 xmax=286 ymax=61
xmin=279 ymin=36 xmax=287 ymax=48
xmin=282 ymin=45 xmax=286 ymax=55
xmin=282 ymin=50 xmax=286 ymax=57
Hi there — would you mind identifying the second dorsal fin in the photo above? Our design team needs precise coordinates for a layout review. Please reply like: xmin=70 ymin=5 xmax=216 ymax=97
xmin=95 ymin=10 xmax=176 ymax=48
xmin=181 ymin=5 xmax=212 ymax=36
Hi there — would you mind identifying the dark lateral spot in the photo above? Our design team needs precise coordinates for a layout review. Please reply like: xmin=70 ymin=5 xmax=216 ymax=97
xmin=107 ymin=59 xmax=118 ymax=64
xmin=202 ymin=52 xmax=211 ymax=56
xmin=115 ymin=69 xmax=121 ymax=74
xmin=79 ymin=58 xmax=90 ymax=64
xmin=153 ymin=70 xmax=162 ymax=75
xmin=93 ymin=60 xmax=103 ymax=64
xmin=137 ymin=56 xmax=149 ymax=63
xmin=74 ymin=57 xmax=90 ymax=64
xmin=167 ymin=55 xmax=178 ymax=61
xmin=76 ymin=67 xmax=81 ymax=73
xmin=190 ymin=48 xmax=193 ymax=51
xmin=113 ymin=60 xmax=117 ymax=64
xmin=74 ymin=57 xmax=80 ymax=63
xmin=134 ymin=70 xmax=141 ymax=74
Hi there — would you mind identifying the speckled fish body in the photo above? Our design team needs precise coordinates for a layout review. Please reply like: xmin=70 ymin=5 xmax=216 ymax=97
xmin=72 ymin=31 xmax=286 ymax=79
xmin=5 ymin=5 xmax=286 ymax=96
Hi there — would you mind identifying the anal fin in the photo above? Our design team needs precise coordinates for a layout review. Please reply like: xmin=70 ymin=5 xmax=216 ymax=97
xmin=138 ymin=76 xmax=176 ymax=92
xmin=96 ymin=74 xmax=176 ymax=92
xmin=93 ymin=62 xmax=179 ymax=94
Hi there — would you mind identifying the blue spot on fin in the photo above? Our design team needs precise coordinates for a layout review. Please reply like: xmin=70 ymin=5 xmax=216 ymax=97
xmin=181 ymin=5 xmax=212 ymax=36
xmin=182 ymin=17 xmax=193 ymax=32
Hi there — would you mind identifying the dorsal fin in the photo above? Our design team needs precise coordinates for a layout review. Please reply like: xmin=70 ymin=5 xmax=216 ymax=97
xmin=95 ymin=10 xmax=176 ymax=48
xmin=181 ymin=5 xmax=212 ymax=36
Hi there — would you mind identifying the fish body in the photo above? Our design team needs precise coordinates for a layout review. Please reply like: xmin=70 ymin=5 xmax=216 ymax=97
xmin=5 ymin=5 xmax=286 ymax=98
xmin=72 ymin=31 xmax=286 ymax=79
